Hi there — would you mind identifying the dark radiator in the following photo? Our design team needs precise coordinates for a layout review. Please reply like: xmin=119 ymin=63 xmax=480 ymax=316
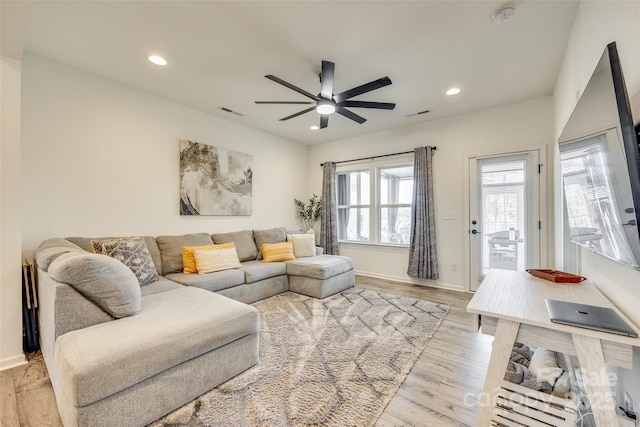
xmin=22 ymin=260 xmax=40 ymax=353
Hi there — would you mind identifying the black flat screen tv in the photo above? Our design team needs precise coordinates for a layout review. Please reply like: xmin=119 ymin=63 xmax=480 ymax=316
xmin=558 ymin=42 xmax=640 ymax=270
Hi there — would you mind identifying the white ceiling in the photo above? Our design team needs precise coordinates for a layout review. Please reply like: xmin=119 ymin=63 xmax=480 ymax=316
xmin=20 ymin=1 xmax=579 ymax=145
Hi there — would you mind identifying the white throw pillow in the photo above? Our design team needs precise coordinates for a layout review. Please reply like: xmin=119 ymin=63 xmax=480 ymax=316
xmin=287 ymin=233 xmax=316 ymax=257
xmin=529 ymin=348 xmax=571 ymax=396
xmin=193 ymin=247 xmax=242 ymax=274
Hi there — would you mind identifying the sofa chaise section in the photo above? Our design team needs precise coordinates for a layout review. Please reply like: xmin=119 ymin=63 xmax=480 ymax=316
xmin=53 ymin=287 xmax=258 ymax=427
xmin=286 ymin=255 xmax=355 ymax=298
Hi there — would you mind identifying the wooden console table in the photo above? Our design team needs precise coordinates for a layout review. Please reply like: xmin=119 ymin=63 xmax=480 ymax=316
xmin=467 ymin=269 xmax=640 ymax=426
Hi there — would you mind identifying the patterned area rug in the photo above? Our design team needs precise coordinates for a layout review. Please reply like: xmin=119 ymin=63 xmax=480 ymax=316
xmin=150 ymin=288 xmax=449 ymax=427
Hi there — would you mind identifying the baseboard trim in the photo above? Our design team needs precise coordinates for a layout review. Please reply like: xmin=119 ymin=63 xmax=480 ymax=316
xmin=0 ymin=353 xmax=27 ymax=372
xmin=355 ymin=270 xmax=465 ymax=292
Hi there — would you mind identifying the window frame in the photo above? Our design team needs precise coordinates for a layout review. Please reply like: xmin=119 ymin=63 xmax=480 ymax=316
xmin=336 ymin=168 xmax=371 ymax=242
xmin=377 ymin=164 xmax=414 ymax=245
xmin=336 ymin=156 xmax=414 ymax=246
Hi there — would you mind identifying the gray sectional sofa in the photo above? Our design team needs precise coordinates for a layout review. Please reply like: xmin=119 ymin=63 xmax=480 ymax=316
xmin=34 ymin=228 xmax=355 ymax=427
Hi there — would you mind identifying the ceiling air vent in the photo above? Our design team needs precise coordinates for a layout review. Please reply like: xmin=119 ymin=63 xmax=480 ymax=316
xmin=217 ymin=106 xmax=244 ymax=117
xmin=406 ymin=109 xmax=430 ymax=118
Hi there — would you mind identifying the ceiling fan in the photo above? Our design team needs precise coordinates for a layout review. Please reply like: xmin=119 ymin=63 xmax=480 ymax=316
xmin=255 ymin=60 xmax=395 ymax=129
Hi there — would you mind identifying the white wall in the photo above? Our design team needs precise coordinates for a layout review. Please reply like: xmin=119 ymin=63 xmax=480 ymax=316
xmin=309 ymin=96 xmax=554 ymax=291
xmin=552 ymin=0 xmax=640 ymax=410
xmin=21 ymin=54 xmax=310 ymax=258
xmin=0 ymin=56 xmax=27 ymax=370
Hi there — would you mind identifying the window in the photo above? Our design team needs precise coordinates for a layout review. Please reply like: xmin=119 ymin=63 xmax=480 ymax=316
xmin=337 ymin=170 xmax=370 ymax=241
xmin=337 ymin=161 xmax=414 ymax=245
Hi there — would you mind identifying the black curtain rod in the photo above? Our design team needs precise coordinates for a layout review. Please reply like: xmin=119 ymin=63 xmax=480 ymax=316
xmin=320 ymin=146 xmax=436 ymax=167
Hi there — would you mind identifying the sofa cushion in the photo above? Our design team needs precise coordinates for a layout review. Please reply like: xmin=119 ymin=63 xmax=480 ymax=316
xmin=286 ymin=255 xmax=354 ymax=279
xmin=156 ymin=233 xmax=214 ymax=275
xmin=140 ymin=277 xmax=183 ymax=297
xmin=194 ymin=247 xmax=242 ymax=274
xmin=211 ymin=230 xmax=258 ymax=262
xmin=238 ymin=260 xmax=287 ymax=284
xmin=253 ymin=227 xmax=286 ymax=260
xmin=54 ymin=287 xmax=259 ymax=407
xmin=165 ymin=269 xmax=245 ymax=292
xmin=287 ymin=233 xmax=316 ymax=257
xmin=67 ymin=236 xmax=163 ymax=277
xmin=35 ymin=238 xmax=85 ymax=271
xmin=261 ymin=241 xmax=296 ymax=262
xmin=48 ymin=253 xmax=141 ymax=318
xmin=182 ymin=243 xmax=234 ymax=274
xmin=92 ymin=237 xmax=159 ymax=286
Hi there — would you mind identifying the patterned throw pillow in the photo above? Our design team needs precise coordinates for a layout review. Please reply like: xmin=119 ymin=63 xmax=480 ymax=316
xmin=286 ymin=233 xmax=316 ymax=257
xmin=193 ymin=247 xmax=242 ymax=274
xmin=261 ymin=241 xmax=296 ymax=263
xmin=182 ymin=242 xmax=235 ymax=274
xmin=92 ymin=237 xmax=159 ymax=286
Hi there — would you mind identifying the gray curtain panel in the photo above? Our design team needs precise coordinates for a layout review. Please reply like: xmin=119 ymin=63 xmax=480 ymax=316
xmin=320 ymin=162 xmax=339 ymax=255
xmin=407 ymin=146 xmax=439 ymax=279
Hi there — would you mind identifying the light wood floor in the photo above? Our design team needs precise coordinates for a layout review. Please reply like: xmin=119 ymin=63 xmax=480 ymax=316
xmin=0 ymin=276 xmax=492 ymax=427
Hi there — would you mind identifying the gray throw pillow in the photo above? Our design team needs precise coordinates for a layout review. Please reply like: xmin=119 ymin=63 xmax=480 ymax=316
xmin=34 ymin=238 xmax=85 ymax=271
xmin=212 ymin=230 xmax=258 ymax=262
xmin=92 ymin=237 xmax=159 ymax=286
xmin=156 ymin=233 xmax=214 ymax=275
xmin=253 ymin=227 xmax=286 ymax=260
xmin=48 ymin=253 xmax=141 ymax=318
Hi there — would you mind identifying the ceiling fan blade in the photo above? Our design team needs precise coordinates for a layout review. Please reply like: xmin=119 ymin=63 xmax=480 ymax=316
xmin=255 ymin=101 xmax=316 ymax=104
xmin=334 ymin=77 xmax=392 ymax=103
xmin=336 ymin=107 xmax=367 ymax=124
xmin=320 ymin=115 xmax=329 ymax=129
xmin=265 ymin=75 xmax=319 ymax=101
xmin=279 ymin=106 xmax=316 ymax=121
xmin=320 ymin=61 xmax=335 ymax=100
xmin=340 ymin=101 xmax=396 ymax=110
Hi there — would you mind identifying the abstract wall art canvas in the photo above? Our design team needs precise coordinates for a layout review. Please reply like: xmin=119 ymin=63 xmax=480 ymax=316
xmin=179 ymin=140 xmax=252 ymax=216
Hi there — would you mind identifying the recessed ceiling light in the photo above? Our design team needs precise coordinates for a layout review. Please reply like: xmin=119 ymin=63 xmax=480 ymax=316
xmin=148 ymin=55 xmax=167 ymax=66
xmin=310 ymin=125 xmax=320 ymax=130
xmin=446 ymin=88 xmax=461 ymax=96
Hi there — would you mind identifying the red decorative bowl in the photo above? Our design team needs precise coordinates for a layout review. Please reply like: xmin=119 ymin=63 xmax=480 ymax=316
xmin=526 ymin=269 xmax=587 ymax=283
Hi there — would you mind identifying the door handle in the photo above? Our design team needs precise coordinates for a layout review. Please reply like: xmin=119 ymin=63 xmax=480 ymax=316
xmin=471 ymin=229 xmax=481 ymax=235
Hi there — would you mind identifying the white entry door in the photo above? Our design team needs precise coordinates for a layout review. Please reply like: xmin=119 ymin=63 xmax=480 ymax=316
xmin=468 ymin=150 xmax=543 ymax=291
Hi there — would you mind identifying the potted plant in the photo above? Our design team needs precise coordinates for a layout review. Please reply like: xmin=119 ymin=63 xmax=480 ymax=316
xmin=294 ymin=194 xmax=322 ymax=233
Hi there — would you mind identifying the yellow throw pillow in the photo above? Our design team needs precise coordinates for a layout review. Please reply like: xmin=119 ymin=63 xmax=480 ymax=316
xmin=193 ymin=246 xmax=242 ymax=274
xmin=182 ymin=242 xmax=235 ymax=274
xmin=261 ymin=241 xmax=296 ymax=263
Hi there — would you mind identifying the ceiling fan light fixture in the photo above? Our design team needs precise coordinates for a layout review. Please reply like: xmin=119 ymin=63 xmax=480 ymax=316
xmin=446 ymin=87 xmax=461 ymax=96
xmin=256 ymin=60 xmax=394 ymax=127
xmin=316 ymin=100 xmax=336 ymax=115
xmin=310 ymin=125 xmax=320 ymax=130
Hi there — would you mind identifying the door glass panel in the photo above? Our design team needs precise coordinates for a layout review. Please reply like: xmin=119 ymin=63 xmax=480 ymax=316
xmin=481 ymin=160 xmax=526 ymax=275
